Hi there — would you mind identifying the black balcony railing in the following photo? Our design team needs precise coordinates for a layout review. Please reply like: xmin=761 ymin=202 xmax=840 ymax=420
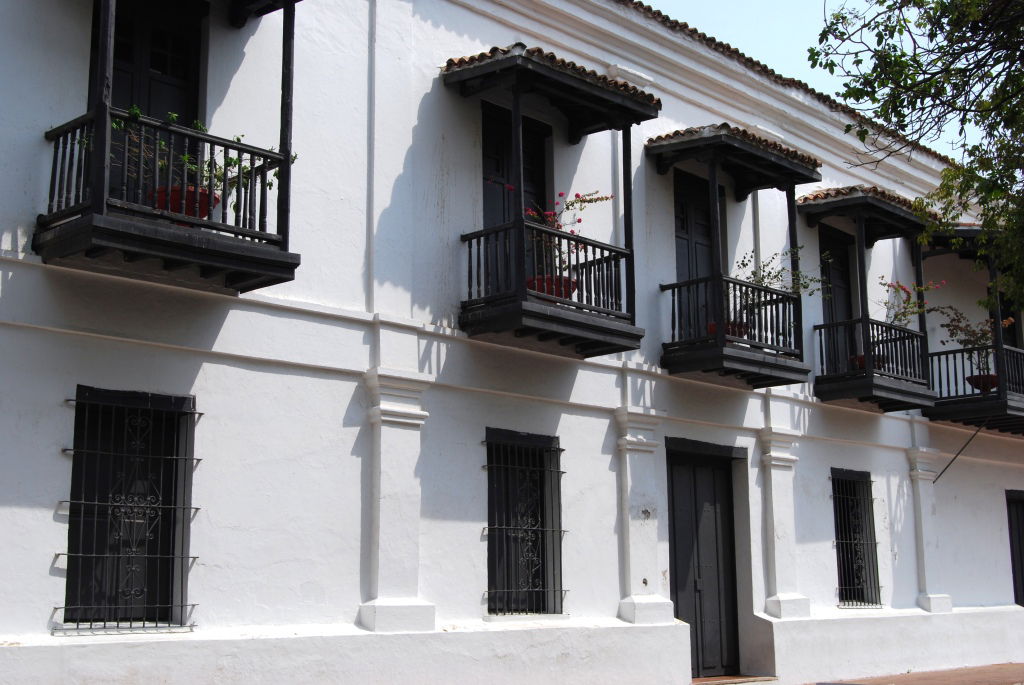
xmin=815 ymin=318 xmax=927 ymax=383
xmin=660 ymin=276 xmax=801 ymax=356
xmin=930 ymin=345 xmax=1024 ymax=399
xmin=462 ymin=220 xmax=632 ymax=321
xmin=40 ymin=108 xmax=287 ymax=247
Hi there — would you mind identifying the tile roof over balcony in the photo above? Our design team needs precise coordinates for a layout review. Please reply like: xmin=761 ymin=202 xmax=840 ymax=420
xmin=645 ymin=123 xmax=821 ymax=199
xmin=442 ymin=43 xmax=661 ymax=142
xmin=797 ymin=185 xmax=933 ymax=245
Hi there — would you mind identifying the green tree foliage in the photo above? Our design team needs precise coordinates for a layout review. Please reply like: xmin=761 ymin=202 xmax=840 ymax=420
xmin=808 ymin=0 xmax=1024 ymax=301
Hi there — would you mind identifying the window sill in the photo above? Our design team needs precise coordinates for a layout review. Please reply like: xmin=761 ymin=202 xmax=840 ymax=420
xmin=482 ymin=613 xmax=570 ymax=624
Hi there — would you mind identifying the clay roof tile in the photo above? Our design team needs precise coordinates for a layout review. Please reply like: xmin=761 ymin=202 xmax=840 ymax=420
xmin=646 ymin=123 xmax=822 ymax=170
xmin=443 ymin=42 xmax=661 ymax=108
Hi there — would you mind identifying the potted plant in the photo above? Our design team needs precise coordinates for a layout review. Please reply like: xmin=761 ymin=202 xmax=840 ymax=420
xmin=524 ymin=190 xmax=612 ymax=298
xmin=931 ymin=305 xmax=1015 ymax=392
xmin=111 ymin=108 xmax=291 ymax=224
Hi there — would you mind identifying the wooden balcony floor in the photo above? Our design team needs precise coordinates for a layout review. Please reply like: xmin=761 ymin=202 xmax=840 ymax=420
xmin=33 ymin=210 xmax=300 ymax=294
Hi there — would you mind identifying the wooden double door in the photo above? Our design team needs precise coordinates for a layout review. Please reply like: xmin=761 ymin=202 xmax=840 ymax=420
xmin=668 ymin=450 xmax=739 ymax=679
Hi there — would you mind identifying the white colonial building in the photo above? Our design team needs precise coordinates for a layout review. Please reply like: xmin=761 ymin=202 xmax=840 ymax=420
xmin=1 ymin=1 xmax=1022 ymax=683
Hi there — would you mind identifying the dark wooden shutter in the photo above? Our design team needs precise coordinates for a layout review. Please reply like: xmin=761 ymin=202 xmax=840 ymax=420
xmin=1008 ymin=491 xmax=1024 ymax=606
xmin=668 ymin=453 xmax=739 ymax=678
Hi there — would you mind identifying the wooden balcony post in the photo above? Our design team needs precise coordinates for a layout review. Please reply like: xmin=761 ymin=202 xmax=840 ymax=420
xmin=855 ymin=214 xmax=873 ymax=373
xmin=989 ymin=258 xmax=1007 ymax=399
xmin=277 ymin=0 xmax=296 ymax=251
xmin=707 ymin=156 xmax=725 ymax=347
xmin=622 ymin=126 xmax=636 ymax=325
xmin=89 ymin=0 xmax=116 ymax=217
xmin=786 ymin=184 xmax=803 ymax=358
xmin=913 ymin=241 xmax=930 ymax=384
xmin=511 ymin=78 xmax=527 ymax=302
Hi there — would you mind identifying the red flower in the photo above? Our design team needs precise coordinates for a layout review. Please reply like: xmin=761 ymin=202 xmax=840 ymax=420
xmin=558 ymin=191 xmax=565 ymax=197
xmin=574 ymin=193 xmax=581 ymax=199
xmin=505 ymin=184 xmax=515 ymax=191
xmin=577 ymin=218 xmax=582 ymax=223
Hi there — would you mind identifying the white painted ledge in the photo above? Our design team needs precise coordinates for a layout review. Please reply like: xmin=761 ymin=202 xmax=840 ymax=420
xmin=765 ymin=592 xmax=811 ymax=619
xmin=357 ymin=598 xmax=436 ymax=633
xmin=617 ymin=595 xmax=676 ymax=624
xmin=917 ymin=593 xmax=953 ymax=613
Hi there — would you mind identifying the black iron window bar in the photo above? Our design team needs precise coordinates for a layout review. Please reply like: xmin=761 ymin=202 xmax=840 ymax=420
xmin=484 ymin=430 xmax=566 ymax=615
xmin=660 ymin=275 xmax=801 ymax=356
xmin=40 ymin=108 xmax=287 ymax=247
xmin=830 ymin=470 xmax=882 ymax=608
xmin=55 ymin=389 xmax=198 ymax=632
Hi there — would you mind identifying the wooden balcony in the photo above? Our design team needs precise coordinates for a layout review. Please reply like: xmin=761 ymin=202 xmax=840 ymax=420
xmin=660 ymin=276 xmax=810 ymax=388
xmin=459 ymin=219 xmax=642 ymax=358
xmin=813 ymin=318 xmax=936 ymax=411
xmin=33 ymin=109 xmax=299 ymax=295
xmin=923 ymin=345 xmax=1024 ymax=434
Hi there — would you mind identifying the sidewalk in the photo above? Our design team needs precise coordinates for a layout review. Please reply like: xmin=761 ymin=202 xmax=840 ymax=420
xmin=819 ymin=663 xmax=1024 ymax=685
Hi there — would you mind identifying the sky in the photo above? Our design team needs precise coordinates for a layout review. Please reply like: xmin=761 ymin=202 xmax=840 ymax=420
xmin=642 ymin=0 xmax=966 ymax=159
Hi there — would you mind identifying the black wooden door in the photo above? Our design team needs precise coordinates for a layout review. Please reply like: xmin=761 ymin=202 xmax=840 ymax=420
xmin=820 ymin=228 xmax=854 ymax=325
xmin=481 ymin=102 xmax=551 ymax=228
xmin=674 ymin=171 xmax=715 ymax=284
xmin=1008 ymin=491 xmax=1024 ymax=607
xmin=668 ymin=452 xmax=739 ymax=678
xmin=103 ymin=0 xmax=203 ymax=121
xmin=820 ymin=228 xmax=857 ymax=367
xmin=674 ymin=172 xmax=718 ymax=339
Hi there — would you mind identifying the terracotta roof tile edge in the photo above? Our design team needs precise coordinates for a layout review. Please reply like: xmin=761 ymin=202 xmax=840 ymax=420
xmin=646 ymin=122 xmax=822 ymax=169
xmin=797 ymin=184 xmax=939 ymax=219
xmin=614 ymin=0 xmax=955 ymax=167
xmin=443 ymin=42 xmax=662 ymax=108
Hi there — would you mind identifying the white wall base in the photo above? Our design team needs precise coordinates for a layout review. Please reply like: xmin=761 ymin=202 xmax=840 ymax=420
xmin=0 ymin=621 xmax=691 ymax=684
xmin=769 ymin=606 xmax=1024 ymax=685
xmin=357 ymin=598 xmax=436 ymax=632
xmin=764 ymin=593 xmax=810 ymax=619
xmin=917 ymin=593 xmax=953 ymax=613
xmin=617 ymin=595 xmax=677 ymax=624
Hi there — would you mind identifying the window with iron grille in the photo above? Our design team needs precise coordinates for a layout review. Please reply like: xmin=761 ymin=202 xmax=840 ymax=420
xmin=831 ymin=468 xmax=881 ymax=607
xmin=59 ymin=385 xmax=197 ymax=630
xmin=485 ymin=428 xmax=564 ymax=615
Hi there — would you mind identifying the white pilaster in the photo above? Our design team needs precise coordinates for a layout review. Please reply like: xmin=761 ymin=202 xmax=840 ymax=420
xmin=907 ymin=447 xmax=953 ymax=613
xmin=760 ymin=427 xmax=810 ymax=618
xmin=614 ymin=406 xmax=675 ymax=624
xmin=358 ymin=366 xmax=436 ymax=632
